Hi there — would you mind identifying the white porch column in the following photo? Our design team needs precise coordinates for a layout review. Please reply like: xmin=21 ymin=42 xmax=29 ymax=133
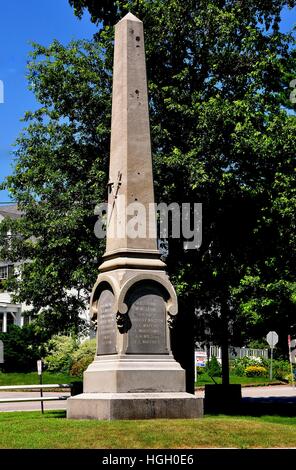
xmin=2 ymin=312 xmax=7 ymax=333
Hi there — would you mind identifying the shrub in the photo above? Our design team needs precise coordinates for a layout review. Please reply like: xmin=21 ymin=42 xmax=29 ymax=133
xmin=231 ymin=359 xmax=246 ymax=376
xmin=284 ymin=373 xmax=295 ymax=384
xmin=231 ymin=356 xmax=265 ymax=376
xmin=270 ymin=360 xmax=291 ymax=381
xmin=195 ymin=366 xmax=205 ymax=377
xmin=44 ymin=335 xmax=77 ymax=373
xmin=245 ymin=365 xmax=268 ymax=377
xmin=70 ymin=356 xmax=92 ymax=377
xmin=70 ymin=338 xmax=96 ymax=377
xmin=71 ymin=338 xmax=96 ymax=363
xmin=206 ymin=356 xmax=222 ymax=377
xmin=0 ymin=324 xmax=49 ymax=372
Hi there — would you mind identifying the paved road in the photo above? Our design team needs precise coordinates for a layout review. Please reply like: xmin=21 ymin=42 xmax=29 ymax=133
xmin=195 ymin=385 xmax=296 ymax=399
xmin=0 ymin=391 xmax=70 ymax=412
xmin=0 ymin=385 xmax=295 ymax=412
xmin=241 ymin=385 xmax=296 ymax=398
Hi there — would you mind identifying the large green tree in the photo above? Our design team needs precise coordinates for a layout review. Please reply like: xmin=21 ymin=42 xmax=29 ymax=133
xmin=1 ymin=1 xmax=295 ymax=384
xmin=0 ymin=39 xmax=112 ymax=334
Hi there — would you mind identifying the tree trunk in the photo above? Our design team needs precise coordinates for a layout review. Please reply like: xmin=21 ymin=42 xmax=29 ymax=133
xmin=220 ymin=305 xmax=230 ymax=386
xmin=221 ymin=336 xmax=230 ymax=385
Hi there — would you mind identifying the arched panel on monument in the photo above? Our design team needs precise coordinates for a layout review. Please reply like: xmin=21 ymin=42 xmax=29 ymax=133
xmin=124 ymin=280 xmax=170 ymax=355
xmin=95 ymin=282 xmax=117 ymax=356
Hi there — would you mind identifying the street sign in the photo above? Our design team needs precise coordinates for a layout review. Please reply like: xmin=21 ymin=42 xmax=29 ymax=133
xmin=0 ymin=340 xmax=3 ymax=364
xmin=266 ymin=331 xmax=278 ymax=381
xmin=37 ymin=360 xmax=42 ymax=376
xmin=266 ymin=331 xmax=278 ymax=349
xmin=195 ymin=351 xmax=207 ymax=368
xmin=288 ymin=335 xmax=296 ymax=387
xmin=194 ymin=351 xmax=207 ymax=382
xmin=288 ymin=336 xmax=296 ymax=365
xmin=37 ymin=360 xmax=44 ymax=414
xmin=290 ymin=339 xmax=296 ymax=365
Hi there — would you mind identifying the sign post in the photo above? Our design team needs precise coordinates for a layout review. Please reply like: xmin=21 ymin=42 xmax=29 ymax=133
xmin=37 ymin=360 xmax=44 ymax=414
xmin=0 ymin=340 xmax=4 ymax=366
xmin=288 ymin=335 xmax=296 ymax=388
xmin=266 ymin=331 xmax=278 ymax=380
xmin=194 ymin=351 xmax=207 ymax=382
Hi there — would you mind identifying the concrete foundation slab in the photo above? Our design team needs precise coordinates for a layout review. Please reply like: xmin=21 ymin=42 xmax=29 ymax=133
xmin=67 ymin=392 xmax=203 ymax=420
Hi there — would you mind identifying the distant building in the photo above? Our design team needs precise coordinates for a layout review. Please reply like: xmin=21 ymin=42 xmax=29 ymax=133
xmin=0 ymin=204 xmax=91 ymax=335
xmin=0 ymin=205 xmax=31 ymax=332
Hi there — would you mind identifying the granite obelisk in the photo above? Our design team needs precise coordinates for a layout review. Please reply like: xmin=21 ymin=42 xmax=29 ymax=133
xmin=67 ymin=13 xmax=203 ymax=420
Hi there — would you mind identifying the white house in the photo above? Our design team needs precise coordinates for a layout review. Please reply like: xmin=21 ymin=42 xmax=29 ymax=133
xmin=0 ymin=204 xmax=91 ymax=334
xmin=0 ymin=204 xmax=31 ymax=332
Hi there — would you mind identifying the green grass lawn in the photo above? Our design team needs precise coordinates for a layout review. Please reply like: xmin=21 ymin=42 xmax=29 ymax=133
xmin=0 ymin=371 xmax=81 ymax=386
xmin=0 ymin=411 xmax=295 ymax=448
xmin=195 ymin=373 xmax=282 ymax=387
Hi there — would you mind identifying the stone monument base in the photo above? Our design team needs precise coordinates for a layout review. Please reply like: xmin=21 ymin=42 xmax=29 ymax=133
xmin=83 ymin=354 xmax=186 ymax=393
xmin=67 ymin=392 xmax=203 ymax=420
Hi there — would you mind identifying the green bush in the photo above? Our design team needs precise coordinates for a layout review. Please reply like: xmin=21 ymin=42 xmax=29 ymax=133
xmin=245 ymin=365 xmax=268 ymax=377
xmin=231 ymin=358 xmax=247 ymax=376
xmin=231 ymin=356 xmax=265 ymax=376
xmin=71 ymin=338 xmax=96 ymax=363
xmin=44 ymin=335 xmax=77 ymax=373
xmin=270 ymin=360 xmax=291 ymax=381
xmin=284 ymin=373 xmax=295 ymax=384
xmin=206 ymin=356 xmax=222 ymax=377
xmin=70 ymin=338 xmax=96 ymax=377
xmin=0 ymin=324 xmax=49 ymax=372
xmin=70 ymin=356 xmax=92 ymax=377
xmin=195 ymin=366 xmax=206 ymax=377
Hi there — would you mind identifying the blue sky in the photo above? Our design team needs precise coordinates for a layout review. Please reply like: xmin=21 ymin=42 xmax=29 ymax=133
xmin=0 ymin=3 xmax=295 ymax=203
xmin=0 ymin=0 xmax=97 ymax=202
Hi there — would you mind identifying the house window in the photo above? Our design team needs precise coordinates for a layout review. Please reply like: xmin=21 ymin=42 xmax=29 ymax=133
xmin=0 ymin=266 xmax=9 ymax=280
xmin=0 ymin=265 xmax=14 ymax=280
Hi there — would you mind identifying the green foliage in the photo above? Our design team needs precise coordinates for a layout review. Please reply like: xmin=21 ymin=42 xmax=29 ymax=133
xmin=43 ymin=336 xmax=96 ymax=376
xmin=44 ymin=335 xmax=77 ymax=373
xmin=231 ymin=356 xmax=291 ymax=380
xmin=245 ymin=365 xmax=268 ymax=377
xmin=71 ymin=338 xmax=96 ymax=363
xmin=0 ymin=324 xmax=49 ymax=372
xmin=284 ymin=373 xmax=294 ymax=384
xmin=271 ymin=359 xmax=291 ymax=380
xmin=195 ymin=366 xmax=205 ymax=377
xmin=69 ymin=338 xmax=96 ymax=377
xmin=231 ymin=359 xmax=247 ymax=377
xmin=247 ymin=339 xmax=269 ymax=349
xmin=70 ymin=356 xmax=92 ymax=377
xmin=69 ymin=0 xmax=120 ymax=25
xmin=0 ymin=39 xmax=111 ymax=336
xmin=231 ymin=356 xmax=265 ymax=376
xmin=206 ymin=356 xmax=222 ymax=377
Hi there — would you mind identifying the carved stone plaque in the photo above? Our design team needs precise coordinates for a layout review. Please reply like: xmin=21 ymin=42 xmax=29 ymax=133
xmin=97 ymin=290 xmax=117 ymax=355
xmin=126 ymin=287 xmax=168 ymax=355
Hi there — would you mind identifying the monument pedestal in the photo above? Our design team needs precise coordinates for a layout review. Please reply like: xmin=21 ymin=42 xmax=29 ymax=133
xmin=82 ymin=354 xmax=185 ymax=393
xmin=67 ymin=392 xmax=203 ymax=420
xmin=67 ymin=354 xmax=203 ymax=419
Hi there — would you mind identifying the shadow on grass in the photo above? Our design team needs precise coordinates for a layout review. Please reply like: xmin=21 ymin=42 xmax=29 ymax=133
xmin=240 ymin=397 xmax=296 ymax=417
xmin=206 ymin=397 xmax=296 ymax=417
xmin=44 ymin=410 xmax=66 ymax=419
